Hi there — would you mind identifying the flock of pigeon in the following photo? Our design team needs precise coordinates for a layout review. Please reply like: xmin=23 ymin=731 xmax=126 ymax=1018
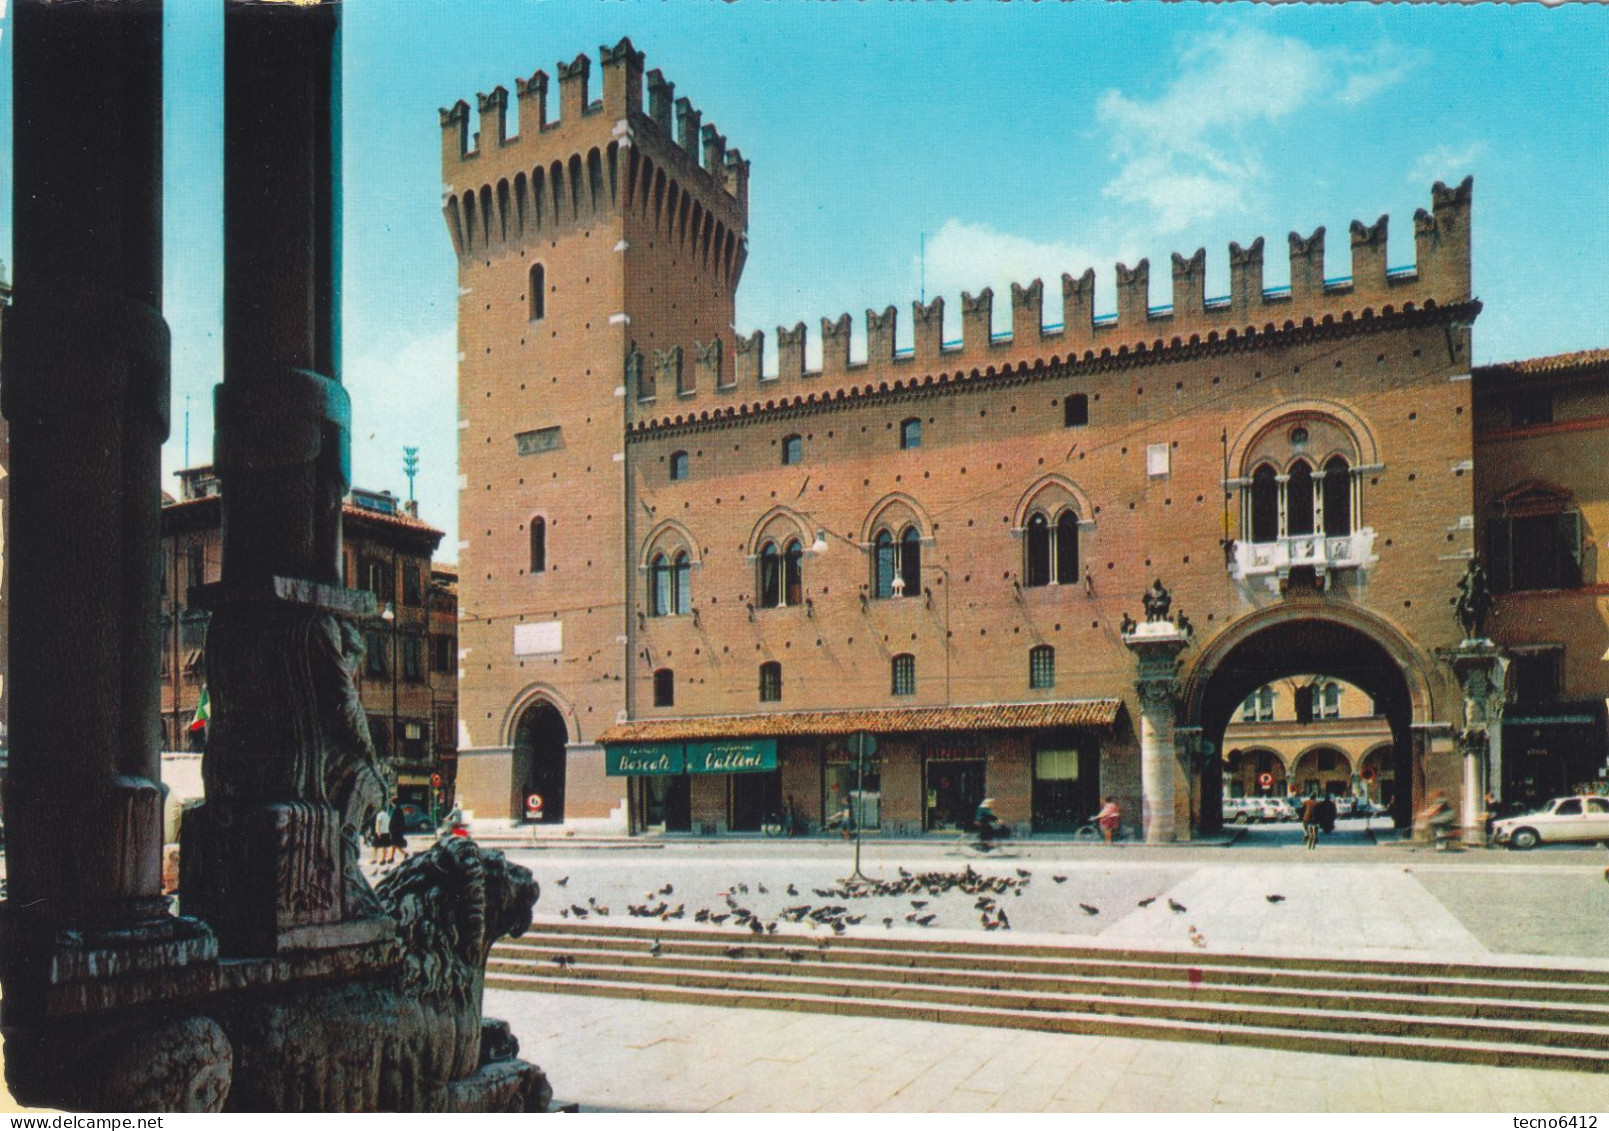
xmin=542 ymin=867 xmax=1290 ymax=954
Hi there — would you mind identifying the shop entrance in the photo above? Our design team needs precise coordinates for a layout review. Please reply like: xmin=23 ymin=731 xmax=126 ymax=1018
xmin=729 ymin=770 xmax=783 ymax=831
xmin=924 ymin=756 xmax=985 ymax=831
xmin=823 ymin=745 xmax=882 ymax=831
xmin=637 ymin=773 xmax=691 ymax=833
xmin=1031 ymin=743 xmax=1097 ymax=832
xmin=510 ymin=698 xmax=567 ymax=823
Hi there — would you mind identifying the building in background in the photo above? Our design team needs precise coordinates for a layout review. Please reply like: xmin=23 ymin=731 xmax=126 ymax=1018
xmin=159 ymin=466 xmax=459 ymax=815
xmin=443 ymin=40 xmax=1605 ymax=838
xmin=1221 ymin=678 xmax=1392 ymax=806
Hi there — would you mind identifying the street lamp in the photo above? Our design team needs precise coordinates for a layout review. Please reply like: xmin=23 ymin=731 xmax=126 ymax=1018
xmin=380 ymin=598 xmax=399 ymax=798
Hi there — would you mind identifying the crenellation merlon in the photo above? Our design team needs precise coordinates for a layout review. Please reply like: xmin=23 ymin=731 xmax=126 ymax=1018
xmin=655 ymin=179 xmax=1473 ymax=406
xmin=515 ymin=71 xmax=549 ymax=134
xmin=646 ymin=69 xmax=675 ymax=136
xmin=599 ymin=39 xmax=645 ymax=117
xmin=476 ymin=86 xmax=509 ymax=147
xmin=675 ymin=98 xmax=702 ymax=154
xmin=557 ymin=52 xmax=592 ymax=123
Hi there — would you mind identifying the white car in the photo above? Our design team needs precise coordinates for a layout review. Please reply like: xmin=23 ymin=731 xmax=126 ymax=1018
xmin=1222 ymin=798 xmax=1264 ymax=825
xmin=1492 ymin=796 xmax=1609 ymax=850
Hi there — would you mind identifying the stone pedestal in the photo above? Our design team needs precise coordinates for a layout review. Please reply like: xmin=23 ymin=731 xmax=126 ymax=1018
xmin=1124 ymin=621 xmax=1192 ymax=843
xmin=1438 ymin=638 xmax=1508 ymax=846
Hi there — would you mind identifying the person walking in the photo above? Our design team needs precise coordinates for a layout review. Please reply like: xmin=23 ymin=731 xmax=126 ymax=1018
xmin=371 ymin=804 xmax=390 ymax=865
xmin=1301 ymin=795 xmax=1320 ymax=850
xmin=1095 ymin=797 xmax=1122 ymax=845
xmin=387 ymin=800 xmax=409 ymax=865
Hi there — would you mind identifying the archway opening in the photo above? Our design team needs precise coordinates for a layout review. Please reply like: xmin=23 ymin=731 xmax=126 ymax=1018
xmin=511 ymin=699 xmax=568 ymax=823
xmin=1195 ymin=616 xmax=1417 ymax=833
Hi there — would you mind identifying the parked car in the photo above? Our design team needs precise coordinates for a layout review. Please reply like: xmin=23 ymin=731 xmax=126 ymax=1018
xmin=1492 ymin=796 xmax=1609 ymax=850
xmin=1261 ymin=797 xmax=1300 ymax=822
xmin=397 ymin=803 xmax=435 ymax=833
xmin=1222 ymin=798 xmax=1265 ymax=825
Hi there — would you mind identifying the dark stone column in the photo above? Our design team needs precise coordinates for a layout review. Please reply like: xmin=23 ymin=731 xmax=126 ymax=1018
xmin=180 ymin=0 xmax=393 ymax=958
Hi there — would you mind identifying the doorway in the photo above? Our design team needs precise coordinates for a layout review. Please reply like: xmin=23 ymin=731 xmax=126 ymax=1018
xmin=638 ymin=774 xmax=691 ymax=833
xmin=729 ymin=770 xmax=782 ymax=832
xmin=510 ymin=699 xmax=567 ymax=823
xmin=1031 ymin=742 xmax=1097 ymax=832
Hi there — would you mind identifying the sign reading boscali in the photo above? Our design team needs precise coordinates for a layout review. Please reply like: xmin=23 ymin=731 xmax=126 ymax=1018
xmin=605 ymin=738 xmax=778 ymax=776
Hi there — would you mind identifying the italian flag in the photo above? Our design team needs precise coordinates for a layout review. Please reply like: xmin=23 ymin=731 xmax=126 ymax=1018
xmin=189 ymin=686 xmax=211 ymax=733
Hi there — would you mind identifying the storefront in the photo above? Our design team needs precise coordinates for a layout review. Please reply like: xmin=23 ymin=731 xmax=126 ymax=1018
xmin=1503 ymin=704 xmax=1608 ymax=806
xmin=597 ymin=700 xmax=1125 ymax=837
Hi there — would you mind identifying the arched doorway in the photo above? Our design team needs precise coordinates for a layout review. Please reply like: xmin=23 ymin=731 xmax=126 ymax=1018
xmin=1189 ymin=610 xmax=1427 ymax=833
xmin=511 ymin=699 xmax=567 ymax=823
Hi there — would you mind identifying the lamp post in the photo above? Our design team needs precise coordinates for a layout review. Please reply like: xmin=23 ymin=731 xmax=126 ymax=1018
xmin=380 ymin=595 xmax=399 ymax=798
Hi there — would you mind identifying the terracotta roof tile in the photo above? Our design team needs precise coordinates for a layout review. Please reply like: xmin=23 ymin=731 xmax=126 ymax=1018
xmin=1474 ymin=347 xmax=1609 ymax=380
xmin=596 ymin=699 xmax=1124 ymax=744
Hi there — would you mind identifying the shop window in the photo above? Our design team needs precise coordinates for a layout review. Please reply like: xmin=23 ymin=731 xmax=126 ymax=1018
xmin=759 ymin=661 xmax=782 ymax=703
xmin=653 ymin=668 xmax=674 ymax=707
xmin=781 ymin=434 xmax=802 ymax=466
xmin=1029 ymin=644 xmax=1055 ymax=689
xmin=891 ymin=653 xmax=915 ymax=696
xmin=1064 ymin=394 xmax=1089 ymax=427
xmin=529 ymin=517 xmax=547 ymax=573
xmin=900 ymin=417 xmax=921 ymax=450
xmin=669 ymin=451 xmax=689 ymax=481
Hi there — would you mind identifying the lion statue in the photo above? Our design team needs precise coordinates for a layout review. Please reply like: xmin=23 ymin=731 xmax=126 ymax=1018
xmin=373 ymin=837 xmax=549 ymax=1111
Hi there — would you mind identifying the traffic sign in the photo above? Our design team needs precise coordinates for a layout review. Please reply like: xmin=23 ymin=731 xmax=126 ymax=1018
xmin=431 ymin=773 xmax=443 ymax=788
xmin=1258 ymin=772 xmax=1274 ymax=788
xmin=525 ymin=792 xmax=544 ymax=816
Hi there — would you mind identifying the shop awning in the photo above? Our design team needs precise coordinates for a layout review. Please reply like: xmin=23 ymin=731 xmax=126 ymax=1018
xmin=606 ymin=737 xmax=779 ymax=776
xmin=596 ymin=699 xmax=1123 ymax=747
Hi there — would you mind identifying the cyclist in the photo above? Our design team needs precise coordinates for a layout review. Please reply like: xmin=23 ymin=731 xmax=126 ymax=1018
xmin=973 ymin=797 xmax=1010 ymax=851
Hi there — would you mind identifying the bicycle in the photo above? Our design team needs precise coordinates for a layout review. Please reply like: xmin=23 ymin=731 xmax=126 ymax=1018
xmin=760 ymin=814 xmax=785 ymax=837
xmin=1072 ymin=820 xmax=1126 ymax=843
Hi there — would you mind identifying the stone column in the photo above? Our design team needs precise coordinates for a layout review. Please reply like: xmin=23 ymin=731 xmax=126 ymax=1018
xmin=1438 ymin=640 xmax=1508 ymax=846
xmin=1124 ymin=622 xmax=1192 ymax=843
xmin=180 ymin=0 xmax=393 ymax=957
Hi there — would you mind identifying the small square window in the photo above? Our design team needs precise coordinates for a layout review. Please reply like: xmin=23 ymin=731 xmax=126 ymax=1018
xmin=1146 ymin=443 xmax=1170 ymax=477
xmin=1029 ymin=645 xmax=1055 ymax=689
xmin=1064 ymin=394 xmax=1089 ymax=427
xmin=669 ymin=451 xmax=689 ymax=481
xmin=900 ymin=418 xmax=922 ymax=450
xmin=782 ymin=435 xmax=802 ymax=466
xmin=891 ymin=653 xmax=916 ymax=696
xmin=759 ymin=661 xmax=782 ymax=702
xmin=653 ymin=668 xmax=675 ymax=707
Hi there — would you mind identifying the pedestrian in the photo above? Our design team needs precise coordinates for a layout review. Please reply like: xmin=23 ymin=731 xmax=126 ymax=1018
xmin=388 ymin=799 xmax=409 ymax=864
xmin=1301 ymin=795 xmax=1320 ymax=850
xmin=1095 ymin=796 xmax=1121 ymax=845
xmin=1315 ymin=792 xmax=1337 ymax=835
xmin=371 ymin=803 xmax=390 ymax=865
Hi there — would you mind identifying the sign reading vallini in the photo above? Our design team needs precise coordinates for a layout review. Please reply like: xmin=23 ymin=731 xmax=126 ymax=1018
xmin=605 ymin=738 xmax=778 ymax=776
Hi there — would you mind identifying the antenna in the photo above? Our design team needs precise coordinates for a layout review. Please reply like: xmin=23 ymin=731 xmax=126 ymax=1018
xmin=403 ymin=445 xmax=420 ymax=502
xmin=184 ymin=394 xmax=191 ymax=468
xmin=920 ymin=232 xmax=926 ymax=305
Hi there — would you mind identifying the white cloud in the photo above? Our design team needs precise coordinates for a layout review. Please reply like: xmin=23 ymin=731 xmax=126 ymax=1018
xmin=1096 ymin=28 xmax=1415 ymax=232
xmin=1409 ymin=142 xmax=1487 ymax=187
xmin=914 ymin=219 xmax=1140 ymax=330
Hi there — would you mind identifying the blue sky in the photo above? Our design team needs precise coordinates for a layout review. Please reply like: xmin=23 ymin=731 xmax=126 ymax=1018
xmin=2 ymin=1 xmax=1606 ymax=552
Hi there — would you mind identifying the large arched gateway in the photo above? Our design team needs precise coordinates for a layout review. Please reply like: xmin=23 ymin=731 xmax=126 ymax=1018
xmin=1183 ymin=603 xmax=1447 ymax=833
xmin=511 ymin=698 xmax=569 ymax=823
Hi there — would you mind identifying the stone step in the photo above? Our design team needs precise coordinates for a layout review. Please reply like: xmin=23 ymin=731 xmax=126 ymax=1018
xmin=484 ymin=971 xmax=1609 ymax=1075
xmin=521 ymin=916 xmax=1609 ymax=986
xmin=491 ymin=944 xmax=1609 ymax=1028
xmin=502 ymin=927 xmax=1609 ymax=1005
xmin=489 ymin=953 xmax=1609 ymax=1053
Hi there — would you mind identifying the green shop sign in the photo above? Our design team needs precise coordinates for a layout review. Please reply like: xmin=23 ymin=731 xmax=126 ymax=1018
xmin=605 ymin=743 xmax=685 ymax=776
xmin=686 ymin=738 xmax=777 ymax=775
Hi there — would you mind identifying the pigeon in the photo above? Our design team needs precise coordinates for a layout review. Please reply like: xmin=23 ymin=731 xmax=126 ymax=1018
xmin=648 ymin=939 xmax=662 ymax=957
xmin=767 ymin=922 xmax=778 ymax=934
xmin=660 ymin=883 xmax=674 ymax=895
xmin=1079 ymin=903 xmax=1100 ymax=916
xmin=787 ymin=884 xmax=799 ymax=897
xmin=982 ymin=913 xmax=999 ymax=930
xmin=910 ymin=900 xmax=928 ymax=909
xmin=1137 ymin=896 xmax=1158 ymax=908
xmin=723 ymin=946 xmax=745 ymax=960
xmin=709 ymin=913 xmax=730 ymax=924
xmin=1265 ymin=894 xmax=1286 ymax=904
xmin=996 ymin=909 xmax=1011 ymax=929
xmin=559 ymin=908 xmax=570 ymax=919
xmin=786 ymin=949 xmax=806 ymax=962
xmin=1016 ymin=868 xmax=1031 ymax=879
xmin=915 ymin=914 xmax=936 ymax=926
xmin=664 ymin=904 xmax=686 ymax=920
xmin=1053 ymin=875 xmax=1068 ymax=884
xmin=570 ymin=904 xmax=589 ymax=919
xmin=552 ymin=954 xmax=575 ymax=968
xmin=694 ymin=909 xmax=710 ymax=923
xmin=757 ymin=883 xmax=769 ymax=894
xmin=882 ymin=917 xmax=894 ymax=929
xmin=555 ymin=876 xmax=569 ymax=888
xmin=1168 ymin=898 xmax=1187 ymax=914
xmin=831 ymin=920 xmax=846 ymax=935
xmin=748 ymin=917 xmax=764 ymax=935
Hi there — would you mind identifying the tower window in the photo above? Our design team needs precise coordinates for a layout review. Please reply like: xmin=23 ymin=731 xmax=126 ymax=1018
xmin=873 ymin=525 xmax=923 ymax=599
xmin=781 ymin=434 xmax=802 ymax=466
xmin=669 ymin=451 xmax=689 ymax=481
xmin=1064 ymin=394 xmax=1089 ymax=427
xmin=530 ymin=516 xmax=547 ymax=574
xmin=1029 ymin=644 xmax=1055 ymax=690
xmin=759 ymin=661 xmax=782 ymax=703
xmin=529 ymin=263 xmax=546 ymax=321
xmin=900 ymin=418 xmax=922 ymax=450
xmin=1025 ymin=509 xmax=1082 ymax=588
xmin=891 ymin=653 xmax=915 ymax=696
xmin=653 ymin=668 xmax=674 ymax=707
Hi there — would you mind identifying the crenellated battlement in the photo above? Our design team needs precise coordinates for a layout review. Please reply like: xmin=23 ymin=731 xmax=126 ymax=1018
xmin=439 ymin=37 xmax=749 ymax=263
xmin=648 ymin=179 xmax=1473 ymax=415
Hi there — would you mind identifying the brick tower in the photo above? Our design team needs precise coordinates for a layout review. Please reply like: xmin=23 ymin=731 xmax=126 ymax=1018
xmin=441 ymin=39 xmax=748 ymax=825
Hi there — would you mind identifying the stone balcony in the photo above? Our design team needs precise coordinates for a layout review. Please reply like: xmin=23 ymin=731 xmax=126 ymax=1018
xmin=1231 ymin=528 xmax=1378 ymax=584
